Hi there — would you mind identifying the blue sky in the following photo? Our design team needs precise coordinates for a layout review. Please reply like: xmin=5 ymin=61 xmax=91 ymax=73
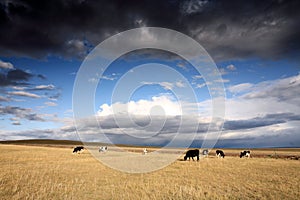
xmin=0 ymin=0 xmax=300 ymax=147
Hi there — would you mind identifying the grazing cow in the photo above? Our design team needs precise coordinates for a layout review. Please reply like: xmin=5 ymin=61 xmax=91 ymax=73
xmin=216 ymin=150 xmax=225 ymax=158
xmin=202 ymin=149 xmax=209 ymax=157
xmin=142 ymin=148 xmax=148 ymax=155
xmin=73 ymin=146 xmax=84 ymax=154
xmin=99 ymin=146 xmax=107 ymax=153
xmin=240 ymin=150 xmax=251 ymax=158
xmin=184 ymin=149 xmax=199 ymax=161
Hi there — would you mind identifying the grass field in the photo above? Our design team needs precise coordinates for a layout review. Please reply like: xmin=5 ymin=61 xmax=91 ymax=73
xmin=0 ymin=144 xmax=299 ymax=200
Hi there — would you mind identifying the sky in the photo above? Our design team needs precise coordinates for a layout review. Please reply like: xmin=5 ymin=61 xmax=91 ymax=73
xmin=0 ymin=0 xmax=300 ymax=148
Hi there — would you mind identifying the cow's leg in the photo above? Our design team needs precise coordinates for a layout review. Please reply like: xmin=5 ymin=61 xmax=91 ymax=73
xmin=197 ymin=156 xmax=199 ymax=161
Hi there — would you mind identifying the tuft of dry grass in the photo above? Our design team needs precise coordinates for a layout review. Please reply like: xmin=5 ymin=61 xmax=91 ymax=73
xmin=0 ymin=145 xmax=299 ymax=200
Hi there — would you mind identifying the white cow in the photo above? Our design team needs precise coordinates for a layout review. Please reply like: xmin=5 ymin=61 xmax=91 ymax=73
xmin=202 ymin=149 xmax=209 ymax=157
xmin=99 ymin=146 xmax=107 ymax=153
xmin=142 ymin=148 xmax=148 ymax=155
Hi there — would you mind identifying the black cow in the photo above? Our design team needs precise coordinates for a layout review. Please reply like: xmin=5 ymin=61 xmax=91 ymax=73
xmin=240 ymin=150 xmax=251 ymax=158
xmin=216 ymin=150 xmax=225 ymax=158
xmin=73 ymin=146 xmax=84 ymax=154
xmin=184 ymin=149 xmax=199 ymax=161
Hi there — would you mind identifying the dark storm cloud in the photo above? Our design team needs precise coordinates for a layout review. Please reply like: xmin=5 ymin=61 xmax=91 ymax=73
xmin=0 ymin=66 xmax=59 ymax=100
xmin=62 ymin=111 xmax=300 ymax=146
xmin=0 ymin=105 xmax=45 ymax=122
xmin=0 ymin=129 xmax=60 ymax=141
xmin=7 ymin=69 xmax=32 ymax=81
xmin=0 ymin=0 xmax=299 ymax=60
xmin=0 ymin=68 xmax=31 ymax=86
xmin=223 ymin=113 xmax=300 ymax=131
xmin=192 ymin=129 xmax=300 ymax=148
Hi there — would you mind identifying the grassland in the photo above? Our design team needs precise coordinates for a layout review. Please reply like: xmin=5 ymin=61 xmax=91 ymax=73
xmin=0 ymin=144 xmax=299 ymax=200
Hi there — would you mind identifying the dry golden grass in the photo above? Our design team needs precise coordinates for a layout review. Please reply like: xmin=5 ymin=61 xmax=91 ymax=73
xmin=0 ymin=144 xmax=299 ymax=200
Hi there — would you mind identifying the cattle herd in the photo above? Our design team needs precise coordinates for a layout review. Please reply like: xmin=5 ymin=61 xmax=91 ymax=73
xmin=182 ymin=149 xmax=251 ymax=161
xmin=72 ymin=146 xmax=251 ymax=161
xmin=72 ymin=146 xmax=148 ymax=155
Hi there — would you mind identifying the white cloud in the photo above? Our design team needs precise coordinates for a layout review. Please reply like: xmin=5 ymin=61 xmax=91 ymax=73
xmin=11 ymin=86 xmax=26 ymax=90
xmin=8 ymin=91 xmax=41 ymax=98
xmin=34 ymin=84 xmax=55 ymax=90
xmin=193 ymin=75 xmax=203 ymax=79
xmin=0 ymin=96 xmax=10 ymax=102
xmin=88 ymin=77 xmax=99 ymax=83
xmin=215 ymin=78 xmax=230 ymax=83
xmin=175 ymin=81 xmax=185 ymax=88
xmin=176 ymin=62 xmax=188 ymax=70
xmin=44 ymin=102 xmax=57 ymax=107
xmin=225 ymin=73 xmax=300 ymax=120
xmin=12 ymin=121 xmax=21 ymax=125
xmin=242 ymin=73 xmax=300 ymax=101
xmin=159 ymin=82 xmax=174 ymax=90
xmin=97 ymin=95 xmax=182 ymax=116
xmin=101 ymin=75 xmax=117 ymax=81
xmin=0 ymin=59 xmax=14 ymax=69
xmin=88 ymin=73 xmax=118 ymax=83
xmin=142 ymin=81 xmax=186 ymax=90
xmin=196 ymin=83 xmax=207 ymax=89
xmin=226 ymin=64 xmax=236 ymax=71
xmin=228 ymin=83 xmax=253 ymax=93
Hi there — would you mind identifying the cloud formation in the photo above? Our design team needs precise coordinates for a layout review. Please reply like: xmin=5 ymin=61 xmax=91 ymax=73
xmin=0 ymin=106 xmax=45 ymax=123
xmin=44 ymin=102 xmax=57 ymax=107
xmin=31 ymin=84 xmax=55 ymax=90
xmin=0 ymin=68 xmax=32 ymax=86
xmin=0 ymin=95 xmax=10 ymax=102
xmin=1 ymin=71 xmax=300 ymax=147
xmin=0 ymin=59 xmax=14 ymax=69
xmin=8 ymin=91 xmax=41 ymax=98
xmin=0 ymin=62 xmax=59 ymax=101
xmin=0 ymin=0 xmax=299 ymax=60
xmin=66 ymin=73 xmax=300 ymax=147
xmin=0 ymin=61 xmax=61 ymax=127
xmin=97 ymin=95 xmax=182 ymax=116
xmin=142 ymin=81 xmax=185 ymax=90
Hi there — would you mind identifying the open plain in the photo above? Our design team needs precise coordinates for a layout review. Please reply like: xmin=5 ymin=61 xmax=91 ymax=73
xmin=0 ymin=144 xmax=299 ymax=200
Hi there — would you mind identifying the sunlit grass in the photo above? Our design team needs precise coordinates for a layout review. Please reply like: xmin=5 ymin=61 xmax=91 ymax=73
xmin=0 ymin=145 xmax=299 ymax=199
